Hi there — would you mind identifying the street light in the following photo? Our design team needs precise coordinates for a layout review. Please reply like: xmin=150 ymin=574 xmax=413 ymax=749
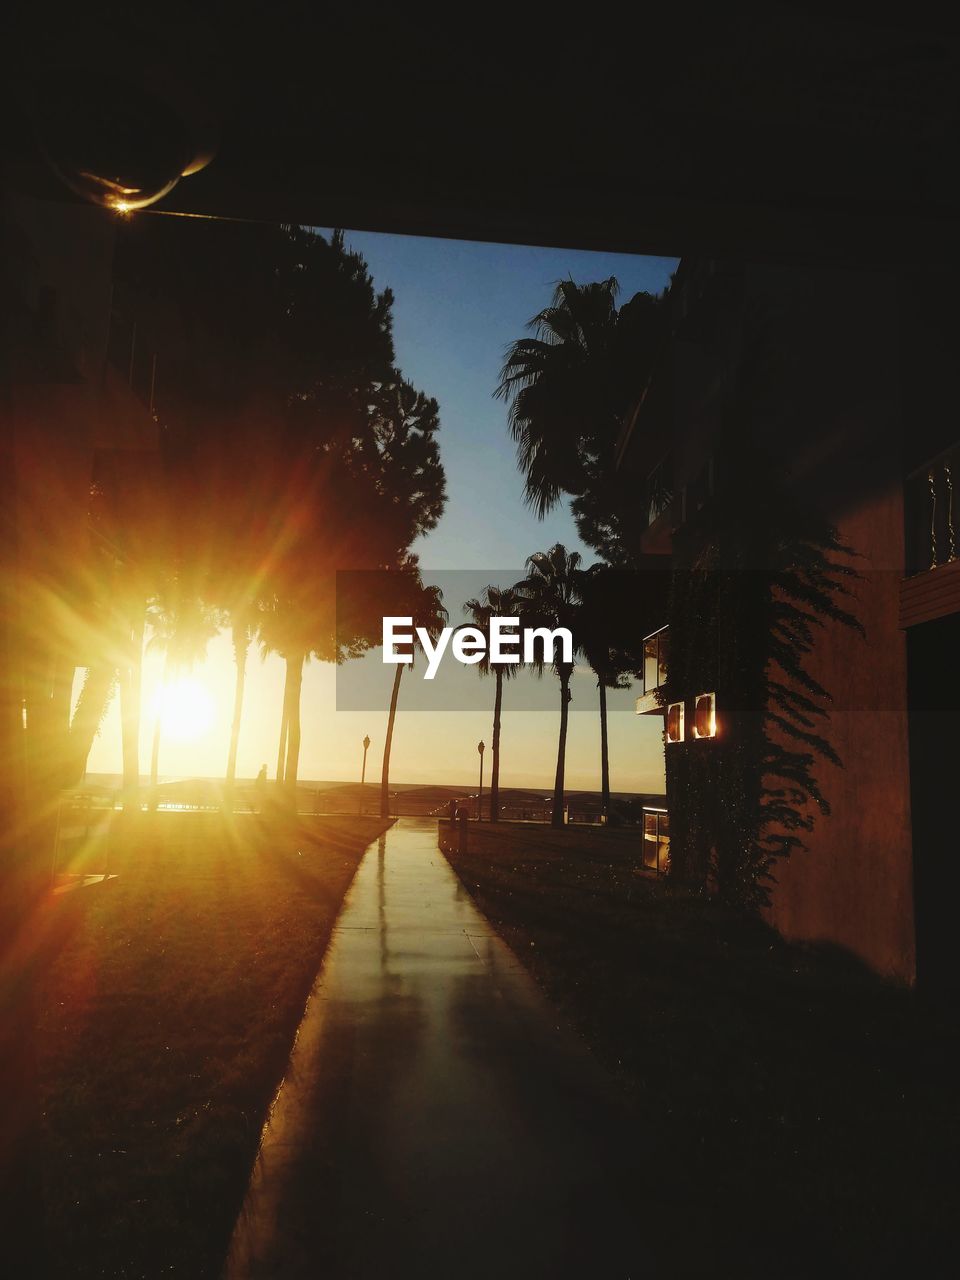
xmin=477 ymin=740 xmax=485 ymax=822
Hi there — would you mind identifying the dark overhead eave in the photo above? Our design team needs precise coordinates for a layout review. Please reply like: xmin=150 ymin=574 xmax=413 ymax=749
xmin=4 ymin=4 xmax=960 ymax=265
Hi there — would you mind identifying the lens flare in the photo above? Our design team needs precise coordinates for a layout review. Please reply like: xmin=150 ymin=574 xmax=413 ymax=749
xmin=153 ymin=677 xmax=214 ymax=741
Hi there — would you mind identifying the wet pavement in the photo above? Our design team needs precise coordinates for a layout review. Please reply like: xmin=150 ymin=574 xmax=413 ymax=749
xmin=226 ymin=818 xmax=643 ymax=1278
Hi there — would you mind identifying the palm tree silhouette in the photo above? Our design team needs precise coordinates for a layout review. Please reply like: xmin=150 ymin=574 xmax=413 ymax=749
xmin=256 ymin=593 xmax=312 ymax=792
xmin=461 ymin=586 xmax=523 ymax=822
xmin=496 ymin=278 xmax=664 ymax=519
xmin=145 ymin=585 xmax=220 ymax=806
xmin=514 ymin=544 xmax=583 ymax=827
xmin=225 ymin=605 xmax=254 ymax=793
xmin=380 ymin=578 xmax=447 ymax=818
xmin=575 ymin=563 xmax=635 ymax=820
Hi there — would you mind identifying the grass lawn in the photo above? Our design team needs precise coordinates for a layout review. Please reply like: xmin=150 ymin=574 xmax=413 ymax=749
xmin=38 ymin=810 xmax=390 ymax=1278
xmin=442 ymin=821 xmax=960 ymax=1275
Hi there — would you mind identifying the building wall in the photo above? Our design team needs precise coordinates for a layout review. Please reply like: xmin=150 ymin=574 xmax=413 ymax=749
xmin=740 ymin=263 xmax=916 ymax=980
xmin=641 ymin=259 xmax=918 ymax=981
xmin=763 ymin=481 xmax=916 ymax=982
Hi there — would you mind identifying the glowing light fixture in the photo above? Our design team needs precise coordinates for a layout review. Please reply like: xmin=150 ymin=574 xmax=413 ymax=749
xmin=666 ymin=701 xmax=684 ymax=743
xmin=30 ymin=68 xmax=216 ymax=212
xmin=693 ymin=692 xmax=717 ymax=739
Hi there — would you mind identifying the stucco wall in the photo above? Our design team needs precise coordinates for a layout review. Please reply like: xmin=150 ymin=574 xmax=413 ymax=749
xmin=764 ymin=478 xmax=915 ymax=982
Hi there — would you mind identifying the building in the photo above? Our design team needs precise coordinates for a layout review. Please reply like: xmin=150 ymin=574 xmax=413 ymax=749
xmin=619 ymin=258 xmax=960 ymax=986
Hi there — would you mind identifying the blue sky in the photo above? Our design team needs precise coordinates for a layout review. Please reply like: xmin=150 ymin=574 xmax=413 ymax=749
xmin=328 ymin=229 xmax=679 ymax=568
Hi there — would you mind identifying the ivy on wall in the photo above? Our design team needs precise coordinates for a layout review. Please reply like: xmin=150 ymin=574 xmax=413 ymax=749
xmin=663 ymin=420 xmax=863 ymax=909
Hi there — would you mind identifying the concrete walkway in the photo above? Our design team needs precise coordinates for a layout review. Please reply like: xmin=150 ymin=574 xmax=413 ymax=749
xmin=227 ymin=818 xmax=643 ymax=1278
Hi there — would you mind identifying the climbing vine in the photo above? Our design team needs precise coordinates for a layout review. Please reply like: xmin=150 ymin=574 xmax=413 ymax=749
xmin=663 ymin=415 xmax=863 ymax=909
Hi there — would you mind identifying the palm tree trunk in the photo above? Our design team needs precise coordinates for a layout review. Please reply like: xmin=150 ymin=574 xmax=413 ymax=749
xmin=552 ymin=669 xmax=572 ymax=827
xmin=226 ymin=622 xmax=248 ymax=787
xmin=283 ymin=652 xmax=304 ymax=794
xmin=68 ymin=664 xmax=118 ymax=786
xmin=598 ymin=675 xmax=610 ymax=819
xmin=276 ymin=705 xmax=288 ymax=785
xmin=490 ymin=668 xmax=503 ymax=822
xmin=380 ymin=663 xmax=404 ymax=817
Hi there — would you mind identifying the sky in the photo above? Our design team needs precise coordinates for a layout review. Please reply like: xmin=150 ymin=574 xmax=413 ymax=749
xmin=84 ymin=230 xmax=678 ymax=792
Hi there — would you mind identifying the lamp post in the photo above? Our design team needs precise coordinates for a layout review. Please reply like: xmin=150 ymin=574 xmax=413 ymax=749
xmin=360 ymin=735 xmax=370 ymax=814
xmin=477 ymin=740 xmax=485 ymax=821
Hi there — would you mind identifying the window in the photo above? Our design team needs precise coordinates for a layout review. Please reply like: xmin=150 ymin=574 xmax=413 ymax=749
xmin=666 ymin=702 xmax=684 ymax=743
xmin=693 ymin=692 xmax=716 ymax=739
xmin=642 ymin=626 xmax=669 ymax=696
xmin=642 ymin=808 xmax=670 ymax=874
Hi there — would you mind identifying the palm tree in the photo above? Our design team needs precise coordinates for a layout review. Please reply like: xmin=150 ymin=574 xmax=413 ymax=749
xmin=496 ymin=279 xmax=664 ymax=519
xmin=514 ymin=544 xmax=584 ymax=828
xmin=65 ymin=664 xmax=120 ymax=786
xmin=86 ymin=456 xmax=166 ymax=809
xmin=575 ymin=563 xmax=634 ymax=820
xmin=225 ymin=602 xmax=256 ymax=792
xmin=256 ymin=594 xmax=310 ymax=792
xmin=255 ymin=367 xmax=447 ymax=799
xmin=461 ymin=586 xmax=523 ymax=822
xmin=380 ymin=578 xmax=447 ymax=817
xmin=145 ymin=586 xmax=220 ymax=804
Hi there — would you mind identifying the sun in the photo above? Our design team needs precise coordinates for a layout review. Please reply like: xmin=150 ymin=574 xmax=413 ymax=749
xmin=153 ymin=676 xmax=214 ymax=741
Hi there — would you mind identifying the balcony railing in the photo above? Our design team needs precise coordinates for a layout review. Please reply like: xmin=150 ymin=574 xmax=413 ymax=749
xmin=905 ymin=442 xmax=960 ymax=577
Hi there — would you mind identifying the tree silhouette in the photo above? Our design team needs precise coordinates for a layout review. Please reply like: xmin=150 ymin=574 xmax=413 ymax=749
xmin=115 ymin=219 xmax=445 ymax=795
xmin=379 ymin=575 xmax=448 ymax=817
xmin=225 ymin=605 xmax=254 ymax=792
xmin=462 ymin=586 xmax=524 ymax=822
xmin=496 ymin=277 xmax=666 ymax=553
xmin=257 ymin=382 xmax=445 ymax=794
xmin=514 ymin=544 xmax=583 ymax=827
xmin=85 ymin=451 xmax=166 ymax=807
xmin=65 ymin=664 xmax=119 ymax=786
xmin=572 ymin=564 xmax=641 ymax=819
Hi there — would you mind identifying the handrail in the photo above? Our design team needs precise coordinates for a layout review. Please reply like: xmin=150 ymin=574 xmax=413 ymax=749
xmin=905 ymin=438 xmax=960 ymax=484
xmin=904 ymin=440 xmax=959 ymax=574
